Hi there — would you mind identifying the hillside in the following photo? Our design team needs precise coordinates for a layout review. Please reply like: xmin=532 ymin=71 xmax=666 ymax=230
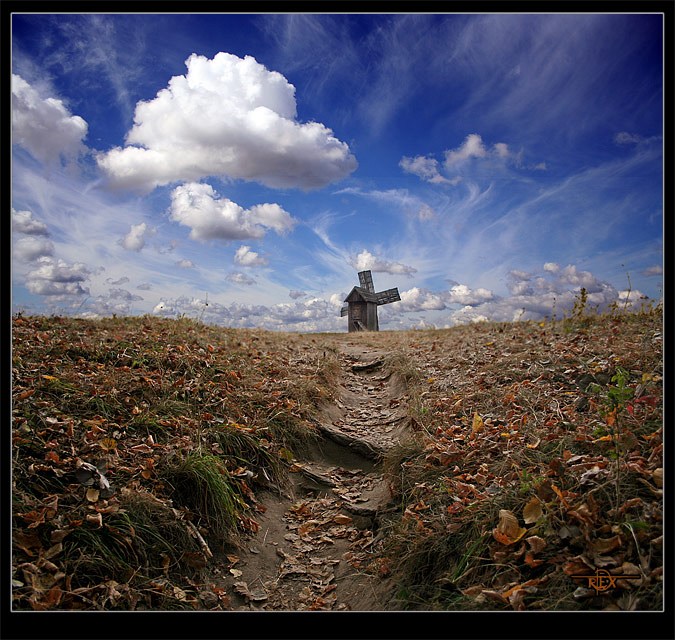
xmin=11 ymin=307 xmax=663 ymax=614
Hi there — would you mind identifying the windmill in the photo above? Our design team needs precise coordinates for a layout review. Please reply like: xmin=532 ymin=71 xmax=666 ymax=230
xmin=340 ymin=270 xmax=401 ymax=332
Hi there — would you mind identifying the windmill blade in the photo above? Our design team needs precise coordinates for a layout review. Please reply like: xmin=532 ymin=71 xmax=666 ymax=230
xmin=340 ymin=306 xmax=349 ymax=317
xmin=375 ymin=288 xmax=401 ymax=305
xmin=358 ymin=270 xmax=375 ymax=293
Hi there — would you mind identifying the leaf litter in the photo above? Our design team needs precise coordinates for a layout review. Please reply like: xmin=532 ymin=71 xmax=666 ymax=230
xmin=11 ymin=304 xmax=663 ymax=611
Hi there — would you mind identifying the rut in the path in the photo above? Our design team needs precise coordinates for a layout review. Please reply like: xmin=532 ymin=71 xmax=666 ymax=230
xmin=213 ymin=342 xmax=409 ymax=611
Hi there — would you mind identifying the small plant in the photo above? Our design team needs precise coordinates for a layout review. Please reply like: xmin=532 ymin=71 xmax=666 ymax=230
xmin=589 ymin=367 xmax=634 ymax=511
xmin=163 ymin=452 xmax=247 ymax=533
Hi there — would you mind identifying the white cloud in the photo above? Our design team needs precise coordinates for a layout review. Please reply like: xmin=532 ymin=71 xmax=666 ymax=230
xmin=543 ymin=262 xmax=560 ymax=274
xmin=234 ymin=245 xmax=269 ymax=267
xmin=227 ymin=271 xmax=257 ymax=286
xmin=444 ymin=133 xmax=489 ymax=166
xmin=399 ymin=155 xmax=455 ymax=185
xmin=174 ymin=259 xmax=196 ymax=269
xmin=289 ymin=289 xmax=306 ymax=299
xmin=641 ymin=265 xmax=662 ymax=277
xmin=350 ymin=249 xmax=417 ymax=277
xmin=169 ymin=182 xmax=296 ymax=243
xmin=106 ymin=276 xmax=130 ymax=285
xmin=25 ymin=257 xmax=91 ymax=297
xmin=119 ymin=222 xmax=154 ymax=252
xmin=12 ymin=208 xmax=49 ymax=235
xmin=108 ymin=287 xmax=144 ymax=302
xmin=12 ymin=74 xmax=88 ymax=165
xmin=506 ymin=269 xmax=534 ymax=295
xmin=151 ymin=293 xmax=345 ymax=333
xmin=445 ymin=283 xmax=494 ymax=306
xmin=97 ymin=52 xmax=357 ymax=193
xmin=557 ymin=264 xmax=605 ymax=293
xmin=398 ymin=287 xmax=445 ymax=312
xmin=618 ymin=289 xmax=649 ymax=306
xmin=13 ymin=236 xmax=55 ymax=262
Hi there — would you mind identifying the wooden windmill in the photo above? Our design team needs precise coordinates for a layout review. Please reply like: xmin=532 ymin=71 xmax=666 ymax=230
xmin=340 ymin=270 xmax=401 ymax=332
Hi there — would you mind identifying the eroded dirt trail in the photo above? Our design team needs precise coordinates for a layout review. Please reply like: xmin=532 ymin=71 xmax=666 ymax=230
xmin=213 ymin=338 xmax=408 ymax=610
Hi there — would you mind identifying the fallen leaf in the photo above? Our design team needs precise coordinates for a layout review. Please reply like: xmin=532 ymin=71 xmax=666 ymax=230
xmin=523 ymin=497 xmax=543 ymax=524
xmin=100 ymin=438 xmax=117 ymax=451
xmin=86 ymin=513 xmax=103 ymax=528
xmin=472 ymin=413 xmax=484 ymax=433
xmin=593 ymin=535 xmax=622 ymax=554
xmin=525 ymin=535 xmax=547 ymax=554
xmin=86 ymin=488 xmax=100 ymax=502
xmin=652 ymin=468 xmax=662 ymax=488
xmin=492 ymin=509 xmax=527 ymax=545
xmin=333 ymin=514 xmax=353 ymax=525
xmin=229 ymin=568 xmax=243 ymax=578
xmin=563 ymin=555 xmax=594 ymax=577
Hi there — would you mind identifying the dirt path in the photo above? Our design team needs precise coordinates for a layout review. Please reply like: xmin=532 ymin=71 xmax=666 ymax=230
xmin=210 ymin=338 xmax=409 ymax=610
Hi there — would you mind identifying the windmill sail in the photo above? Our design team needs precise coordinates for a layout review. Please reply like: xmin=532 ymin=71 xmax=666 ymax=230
xmin=375 ymin=288 xmax=401 ymax=305
xmin=358 ymin=270 xmax=375 ymax=293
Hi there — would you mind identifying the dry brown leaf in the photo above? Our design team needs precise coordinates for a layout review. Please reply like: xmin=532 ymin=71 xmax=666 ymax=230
xmin=472 ymin=413 xmax=484 ymax=433
xmin=523 ymin=497 xmax=543 ymax=524
xmin=525 ymin=535 xmax=546 ymax=554
xmin=593 ymin=535 xmax=622 ymax=554
xmin=492 ymin=509 xmax=527 ymax=545
xmin=85 ymin=513 xmax=103 ymax=528
xmin=333 ymin=514 xmax=353 ymax=525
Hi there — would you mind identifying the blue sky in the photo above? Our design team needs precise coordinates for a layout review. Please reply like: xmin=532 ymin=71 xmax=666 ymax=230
xmin=11 ymin=12 xmax=664 ymax=331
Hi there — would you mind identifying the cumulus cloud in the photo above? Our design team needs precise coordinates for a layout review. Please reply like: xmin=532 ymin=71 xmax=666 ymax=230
xmin=618 ymin=289 xmax=649 ymax=306
xmin=402 ymin=134 xmax=524 ymax=185
xmin=137 ymin=283 xmax=153 ymax=290
xmin=506 ymin=269 xmax=534 ymax=295
xmin=13 ymin=236 xmax=55 ymax=262
xmin=350 ymin=249 xmax=417 ymax=277
xmin=106 ymin=277 xmax=130 ymax=285
xmin=445 ymin=283 xmax=494 ymax=306
xmin=399 ymin=155 xmax=455 ymax=185
xmin=152 ymin=294 xmax=345 ymax=333
xmin=25 ymin=257 xmax=91 ymax=297
xmin=169 ymin=182 xmax=296 ymax=243
xmin=12 ymin=75 xmax=88 ymax=165
xmin=444 ymin=133 xmax=490 ymax=166
xmin=227 ymin=271 xmax=257 ymax=286
xmin=398 ymin=287 xmax=445 ymax=312
xmin=440 ymin=262 xmax=637 ymax=327
xmin=12 ymin=208 xmax=49 ymax=235
xmin=119 ymin=222 xmax=154 ymax=252
xmin=234 ymin=245 xmax=269 ymax=267
xmin=556 ymin=264 xmax=605 ymax=293
xmin=289 ymin=289 xmax=306 ymax=299
xmin=97 ymin=52 xmax=357 ymax=193
xmin=174 ymin=259 xmax=196 ymax=269
xmin=108 ymin=287 xmax=144 ymax=302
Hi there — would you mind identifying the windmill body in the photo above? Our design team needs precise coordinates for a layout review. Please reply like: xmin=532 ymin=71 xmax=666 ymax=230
xmin=340 ymin=270 xmax=401 ymax=332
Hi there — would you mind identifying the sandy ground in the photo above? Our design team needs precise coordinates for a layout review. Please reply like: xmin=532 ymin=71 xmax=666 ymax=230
xmin=209 ymin=338 xmax=408 ymax=611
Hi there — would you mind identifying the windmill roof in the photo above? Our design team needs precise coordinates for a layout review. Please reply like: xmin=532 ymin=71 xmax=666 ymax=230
xmin=344 ymin=286 xmax=380 ymax=303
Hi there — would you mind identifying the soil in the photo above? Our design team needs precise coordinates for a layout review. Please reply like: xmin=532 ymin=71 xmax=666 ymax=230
xmin=206 ymin=338 xmax=409 ymax=611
